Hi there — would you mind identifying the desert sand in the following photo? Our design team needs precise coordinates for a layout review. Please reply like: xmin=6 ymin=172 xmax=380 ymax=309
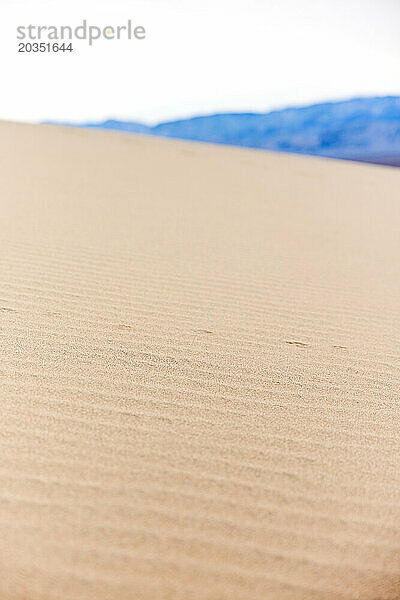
xmin=0 ymin=121 xmax=400 ymax=599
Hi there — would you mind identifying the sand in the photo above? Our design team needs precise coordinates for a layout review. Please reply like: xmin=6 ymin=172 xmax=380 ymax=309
xmin=0 ymin=121 xmax=400 ymax=600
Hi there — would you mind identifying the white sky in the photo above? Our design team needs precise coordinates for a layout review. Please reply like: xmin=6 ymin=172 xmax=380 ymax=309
xmin=1 ymin=0 xmax=399 ymax=124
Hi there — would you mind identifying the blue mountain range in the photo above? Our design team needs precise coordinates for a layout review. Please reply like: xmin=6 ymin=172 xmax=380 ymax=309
xmin=65 ymin=97 xmax=400 ymax=166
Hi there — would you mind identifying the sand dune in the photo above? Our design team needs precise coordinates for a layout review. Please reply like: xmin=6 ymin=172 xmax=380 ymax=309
xmin=0 ymin=121 xmax=400 ymax=599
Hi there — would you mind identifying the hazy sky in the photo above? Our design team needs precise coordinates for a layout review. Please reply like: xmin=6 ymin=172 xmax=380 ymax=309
xmin=1 ymin=0 xmax=399 ymax=124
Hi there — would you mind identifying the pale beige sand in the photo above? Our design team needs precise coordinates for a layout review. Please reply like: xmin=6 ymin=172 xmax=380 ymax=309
xmin=1 ymin=121 xmax=400 ymax=600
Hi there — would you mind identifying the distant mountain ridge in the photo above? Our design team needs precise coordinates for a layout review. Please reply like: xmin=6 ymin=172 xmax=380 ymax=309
xmin=60 ymin=97 xmax=400 ymax=166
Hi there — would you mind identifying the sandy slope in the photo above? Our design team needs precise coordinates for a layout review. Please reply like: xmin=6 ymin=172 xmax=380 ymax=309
xmin=0 ymin=121 xmax=400 ymax=600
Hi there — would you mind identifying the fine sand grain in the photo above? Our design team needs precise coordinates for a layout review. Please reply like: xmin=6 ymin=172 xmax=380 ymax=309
xmin=0 ymin=122 xmax=400 ymax=599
